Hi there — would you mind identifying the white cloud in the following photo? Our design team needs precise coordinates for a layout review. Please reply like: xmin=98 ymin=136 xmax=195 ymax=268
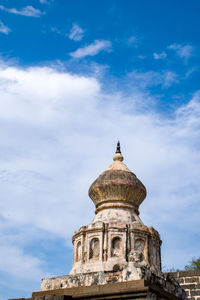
xmin=168 ymin=43 xmax=193 ymax=59
xmin=0 ymin=20 xmax=11 ymax=34
xmin=70 ymin=40 xmax=112 ymax=58
xmin=185 ymin=67 xmax=198 ymax=79
xmin=128 ymin=70 xmax=178 ymax=88
xmin=153 ymin=52 xmax=167 ymax=59
xmin=0 ymin=5 xmax=43 ymax=17
xmin=51 ymin=23 xmax=84 ymax=39
xmin=39 ymin=0 xmax=54 ymax=4
xmin=128 ymin=36 xmax=137 ymax=45
xmin=0 ymin=244 xmax=45 ymax=280
xmin=51 ymin=26 xmax=62 ymax=35
xmin=69 ymin=24 xmax=84 ymax=41
xmin=163 ymin=71 xmax=179 ymax=87
xmin=0 ymin=61 xmax=200 ymax=296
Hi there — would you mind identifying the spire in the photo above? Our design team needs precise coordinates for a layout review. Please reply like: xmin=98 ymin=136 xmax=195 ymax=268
xmin=116 ymin=141 xmax=121 ymax=154
xmin=113 ymin=141 xmax=124 ymax=162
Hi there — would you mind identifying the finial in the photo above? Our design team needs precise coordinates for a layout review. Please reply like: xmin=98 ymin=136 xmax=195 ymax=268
xmin=116 ymin=141 xmax=121 ymax=154
xmin=113 ymin=141 xmax=124 ymax=162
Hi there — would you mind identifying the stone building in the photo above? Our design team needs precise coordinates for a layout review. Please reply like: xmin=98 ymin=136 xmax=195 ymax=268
xmin=11 ymin=143 xmax=189 ymax=300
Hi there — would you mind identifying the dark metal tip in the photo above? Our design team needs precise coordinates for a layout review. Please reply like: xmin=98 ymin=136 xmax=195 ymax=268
xmin=116 ymin=141 xmax=121 ymax=153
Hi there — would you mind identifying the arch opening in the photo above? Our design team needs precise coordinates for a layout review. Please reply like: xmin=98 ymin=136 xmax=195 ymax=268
xmin=111 ymin=237 xmax=121 ymax=257
xmin=89 ymin=238 xmax=99 ymax=259
xmin=76 ymin=241 xmax=81 ymax=262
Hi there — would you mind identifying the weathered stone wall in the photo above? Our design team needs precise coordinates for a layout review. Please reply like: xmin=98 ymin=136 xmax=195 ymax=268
xmin=41 ymin=268 xmax=179 ymax=293
xmin=67 ymin=218 xmax=162 ymax=279
xmin=168 ymin=270 xmax=200 ymax=300
xmin=10 ymin=276 xmax=186 ymax=300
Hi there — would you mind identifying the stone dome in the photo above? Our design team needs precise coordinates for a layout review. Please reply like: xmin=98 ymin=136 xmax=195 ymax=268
xmin=88 ymin=142 xmax=146 ymax=215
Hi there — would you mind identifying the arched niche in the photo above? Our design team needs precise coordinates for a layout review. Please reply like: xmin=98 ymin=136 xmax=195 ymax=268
xmin=111 ymin=237 xmax=121 ymax=257
xmin=134 ymin=238 xmax=145 ymax=252
xmin=76 ymin=241 xmax=81 ymax=262
xmin=152 ymin=244 xmax=157 ymax=265
xmin=89 ymin=238 xmax=99 ymax=259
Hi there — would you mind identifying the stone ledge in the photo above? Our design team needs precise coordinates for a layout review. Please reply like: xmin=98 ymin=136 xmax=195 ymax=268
xmin=169 ymin=271 xmax=200 ymax=278
xmin=34 ymin=279 xmax=148 ymax=297
xmin=9 ymin=298 xmax=32 ymax=300
xmin=33 ymin=279 xmax=185 ymax=300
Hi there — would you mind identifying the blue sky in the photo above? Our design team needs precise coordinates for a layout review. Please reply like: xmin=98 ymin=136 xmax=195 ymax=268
xmin=0 ymin=1 xmax=200 ymax=299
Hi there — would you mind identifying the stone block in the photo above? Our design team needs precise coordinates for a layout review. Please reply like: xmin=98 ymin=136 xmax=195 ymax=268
xmin=191 ymin=290 xmax=200 ymax=296
xmin=185 ymin=277 xmax=200 ymax=284
xmin=181 ymin=283 xmax=196 ymax=289
xmin=184 ymin=290 xmax=190 ymax=296
xmin=179 ymin=271 xmax=200 ymax=277
xmin=177 ymin=278 xmax=185 ymax=284
xmin=196 ymin=284 xmax=200 ymax=289
xmin=43 ymin=296 xmax=54 ymax=300
xmin=52 ymin=297 xmax=71 ymax=300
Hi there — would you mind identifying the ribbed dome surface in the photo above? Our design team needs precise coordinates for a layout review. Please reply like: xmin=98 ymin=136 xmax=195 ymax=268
xmin=88 ymin=143 xmax=146 ymax=215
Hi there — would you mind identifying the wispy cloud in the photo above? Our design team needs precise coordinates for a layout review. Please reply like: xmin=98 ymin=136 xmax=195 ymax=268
xmin=70 ymin=40 xmax=112 ymax=58
xmin=39 ymin=0 xmax=54 ymax=4
xmin=153 ymin=52 xmax=167 ymax=60
xmin=128 ymin=70 xmax=179 ymax=88
xmin=50 ymin=24 xmax=84 ymax=40
xmin=50 ymin=27 xmax=62 ymax=35
xmin=69 ymin=24 xmax=84 ymax=41
xmin=168 ymin=43 xmax=193 ymax=59
xmin=163 ymin=71 xmax=179 ymax=87
xmin=0 ymin=5 xmax=44 ymax=17
xmin=185 ymin=67 xmax=198 ymax=79
xmin=0 ymin=21 xmax=11 ymax=34
xmin=0 ymin=244 xmax=45 ymax=280
xmin=128 ymin=36 xmax=137 ymax=45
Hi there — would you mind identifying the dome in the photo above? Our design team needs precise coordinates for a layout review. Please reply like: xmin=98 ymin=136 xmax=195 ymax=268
xmin=88 ymin=142 xmax=146 ymax=215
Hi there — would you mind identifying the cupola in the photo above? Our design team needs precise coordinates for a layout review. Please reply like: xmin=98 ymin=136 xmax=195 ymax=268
xmin=89 ymin=142 xmax=146 ymax=215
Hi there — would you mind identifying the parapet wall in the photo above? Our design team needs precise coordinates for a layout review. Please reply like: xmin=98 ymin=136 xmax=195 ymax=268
xmin=10 ymin=269 xmax=200 ymax=300
xmin=167 ymin=270 xmax=200 ymax=300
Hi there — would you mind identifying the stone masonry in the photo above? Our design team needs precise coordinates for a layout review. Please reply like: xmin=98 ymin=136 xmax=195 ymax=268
xmin=169 ymin=270 xmax=200 ymax=300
